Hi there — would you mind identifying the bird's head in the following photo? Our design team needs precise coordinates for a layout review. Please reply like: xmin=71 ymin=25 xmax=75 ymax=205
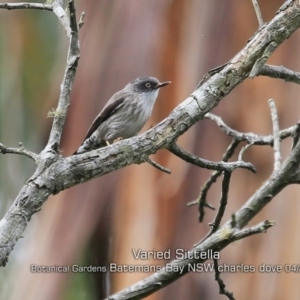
xmin=128 ymin=77 xmax=171 ymax=94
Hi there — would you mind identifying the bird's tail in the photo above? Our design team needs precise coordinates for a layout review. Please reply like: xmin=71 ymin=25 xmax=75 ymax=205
xmin=72 ymin=136 xmax=105 ymax=155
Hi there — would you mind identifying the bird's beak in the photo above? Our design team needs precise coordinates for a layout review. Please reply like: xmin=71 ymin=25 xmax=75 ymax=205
xmin=156 ymin=81 xmax=171 ymax=89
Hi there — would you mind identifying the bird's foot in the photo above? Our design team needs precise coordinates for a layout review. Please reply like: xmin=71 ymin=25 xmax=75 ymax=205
xmin=113 ymin=137 xmax=123 ymax=143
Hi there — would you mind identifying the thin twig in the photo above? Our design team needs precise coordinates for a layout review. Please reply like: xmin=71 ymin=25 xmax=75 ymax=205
xmin=213 ymin=258 xmax=235 ymax=300
xmin=78 ymin=12 xmax=86 ymax=29
xmin=52 ymin=1 xmax=72 ymax=39
xmin=0 ymin=3 xmax=52 ymax=11
xmin=45 ymin=0 xmax=80 ymax=153
xmin=0 ymin=143 xmax=38 ymax=163
xmin=209 ymin=172 xmax=231 ymax=233
xmin=195 ymin=172 xmax=232 ymax=246
xmin=292 ymin=121 xmax=300 ymax=150
xmin=169 ymin=143 xmax=256 ymax=173
xmin=259 ymin=64 xmax=300 ymax=85
xmin=142 ymin=156 xmax=171 ymax=174
xmin=238 ymin=143 xmax=254 ymax=161
xmin=231 ymin=220 xmax=275 ymax=240
xmin=188 ymin=139 xmax=239 ymax=207
xmin=197 ymin=218 xmax=275 ymax=247
xmin=220 ymin=140 xmax=240 ymax=162
xmin=230 ymin=214 xmax=237 ymax=228
xmin=188 ymin=140 xmax=240 ymax=223
xmin=268 ymin=99 xmax=281 ymax=171
xmin=205 ymin=112 xmax=295 ymax=145
xmin=251 ymin=0 xmax=264 ymax=27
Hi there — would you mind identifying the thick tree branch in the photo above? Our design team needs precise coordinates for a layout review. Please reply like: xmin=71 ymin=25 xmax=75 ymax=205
xmin=288 ymin=169 xmax=300 ymax=183
xmin=232 ymin=139 xmax=300 ymax=230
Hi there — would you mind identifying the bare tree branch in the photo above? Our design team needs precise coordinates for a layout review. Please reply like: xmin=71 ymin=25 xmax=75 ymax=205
xmin=194 ymin=172 xmax=232 ymax=246
xmin=213 ymin=258 xmax=235 ymax=300
xmin=232 ymin=220 xmax=275 ymax=240
xmin=0 ymin=2 xmax=52 ymax=11
xmin=140 ymin=156 xmax=171 ymax=174
xmin=169 ymin=143 xmax=256 ymax=173
xmin=205 ymin=112 xmax=295 ymax=145
xmin=251 ymin=0 xmax=264 ymax=27
xmin=292 ymin=122 xmax=300 ymax=149
xmin=209 ymin=172 xmax=231 ymax=233
xmin=0 ymin=142 xmax=38 ymax=162
xmin=259 ymin=64 xmax=300 ymax=84
xmin=238 ymin=142 xmax=254 ymax=161
xmin=51 ymin=0 xmax=72 ymax=38
xmin=0 ymin=0 xmax=81 ymax=266
xmin=231 ymin=144 xmax=300 ymax=231
xmin=268 ymin=99 xmax=281 ymax=171
xmin=45 ymin=0 xmax=80 ymax=153
xmin=288 ymin=169 xmax=300 ymax=183
xmin=78 ymin=11 xmax=86 ymax=29
xmin=187 ymin=140 xmax=240 ymax=222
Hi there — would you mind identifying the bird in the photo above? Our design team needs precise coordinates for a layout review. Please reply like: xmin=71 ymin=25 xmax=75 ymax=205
xmin=73 ymin=76 xmax=171 ymax=154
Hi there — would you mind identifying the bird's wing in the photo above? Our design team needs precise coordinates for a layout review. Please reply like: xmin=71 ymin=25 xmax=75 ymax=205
xmin=84 ymin=96 xmax=126 ymax=140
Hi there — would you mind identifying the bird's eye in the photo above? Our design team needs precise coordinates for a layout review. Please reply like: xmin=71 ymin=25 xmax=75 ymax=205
xmin=145 ymin=82 xmax=151 ymax=88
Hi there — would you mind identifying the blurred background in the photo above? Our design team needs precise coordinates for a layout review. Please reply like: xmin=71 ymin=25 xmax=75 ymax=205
xmin=0 ymin=0 xmax=300 ymax=299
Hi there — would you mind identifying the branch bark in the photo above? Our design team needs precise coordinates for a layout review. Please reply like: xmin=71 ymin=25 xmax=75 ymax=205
xmin=45 ymin=0 xmax=79 ymax=152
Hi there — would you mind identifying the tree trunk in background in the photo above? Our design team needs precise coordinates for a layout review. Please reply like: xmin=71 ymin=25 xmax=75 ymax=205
xmin=2 ymin=1 xmax=300 ymax=300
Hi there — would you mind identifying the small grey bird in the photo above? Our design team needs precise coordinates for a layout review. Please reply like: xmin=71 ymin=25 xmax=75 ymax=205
xmin=74 ymin=76 xmax=171 ymax=154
